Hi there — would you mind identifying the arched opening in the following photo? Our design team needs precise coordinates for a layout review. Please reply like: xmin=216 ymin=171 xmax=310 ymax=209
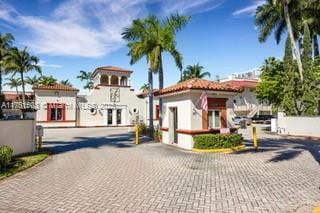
xmin=100 ymin=75 xmax=109 ymax=85
xmin=120 ymin=76 xmax=128 ymax=86
xmin=111 ymin=75 xmax=118 ymax=85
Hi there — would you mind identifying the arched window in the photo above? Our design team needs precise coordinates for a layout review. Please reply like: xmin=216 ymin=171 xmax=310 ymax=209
xmin=100 ymin=75 xmax=109 ymax=85
xmin=120 ymin=76 xmax=128 ymax=86
xmin=111 ymin=75 xmax=118 ymax=85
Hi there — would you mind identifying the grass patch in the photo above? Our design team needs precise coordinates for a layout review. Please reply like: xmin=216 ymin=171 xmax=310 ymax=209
xmin=0 ymin=150 xmax=49 ymax=180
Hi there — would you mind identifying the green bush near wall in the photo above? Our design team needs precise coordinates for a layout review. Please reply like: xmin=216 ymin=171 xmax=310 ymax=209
xmin=0 ymin=146 xmax=13 ymax=169
xmin=193 ymin=134 xmax=243 ymax=149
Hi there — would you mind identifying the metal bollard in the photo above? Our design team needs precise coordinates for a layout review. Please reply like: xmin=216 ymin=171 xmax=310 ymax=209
xmin=253 ymin=127 xmax=258 ymax=149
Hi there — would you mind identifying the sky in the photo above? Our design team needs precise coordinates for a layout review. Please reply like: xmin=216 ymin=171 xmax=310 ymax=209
xmin=0 ymin=0 xmax=285 ymax=94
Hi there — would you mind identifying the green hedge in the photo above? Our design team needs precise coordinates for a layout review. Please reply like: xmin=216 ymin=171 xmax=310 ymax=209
xmin=193 ymin=134 xmax=243 ymax=149
xmin=0 ymin=146 xmax=13 ymax=169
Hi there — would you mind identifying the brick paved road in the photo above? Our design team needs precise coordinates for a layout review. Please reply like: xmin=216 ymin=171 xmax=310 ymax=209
xmin=0 ymin=126 xmax=319 ymax=212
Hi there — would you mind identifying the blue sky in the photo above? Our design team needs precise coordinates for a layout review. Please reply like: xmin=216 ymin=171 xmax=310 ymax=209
xmin=0 ymin=0 xmax=285 ymax=93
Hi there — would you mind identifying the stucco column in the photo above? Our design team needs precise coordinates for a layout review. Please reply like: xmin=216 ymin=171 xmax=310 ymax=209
xmin=108 ymin=76 xmax=111 ymax=85
xmin=118 ymin=76 xmax=121 ymax=85
xmin=121 ymin=108 xmax=126 ymax=125
xmin=112 ymin=109 xmax=117 ymax=125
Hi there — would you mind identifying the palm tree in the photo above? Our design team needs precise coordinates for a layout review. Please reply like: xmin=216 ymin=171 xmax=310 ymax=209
xmin=140 ymin=83 xmax=150 ymax=93
xmin=77 ymin=70 xmax=93 ymax=90
xmin=181 ymin=63 xmax=211 ymax=81
xmin=25 ymin=75 xmax=40 ymax=87
xmin=4 ymin=77 xmax=22 ymax=104
xmin=5 ymin=47 xmax=41 ymax=113
xmin=122 ymin=14 xmax=190 ymax=127
xmin=60 ymin=79 xmax=72 ymax=87
xmin=38 ymin=75 xmax=57 ymax=86
xmin=255 ymin=0 xmax=320 ymax=80
xmin=0 ymin=33 xmax=14 ymax=118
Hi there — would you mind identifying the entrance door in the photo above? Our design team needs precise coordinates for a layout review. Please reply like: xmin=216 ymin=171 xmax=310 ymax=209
xmin=107 ymin=109 xmax=113 ymax=125
xmin=169 ymin=107 xmax=178 ymax=144
xmin=208 ymin=110 xmax=221 ymax=128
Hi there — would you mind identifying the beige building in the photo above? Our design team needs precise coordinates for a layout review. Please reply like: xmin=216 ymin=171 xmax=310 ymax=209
xmin=77 ymin=66 xmax=145 ymax=127
xmin=158 ymin=78 xmax=242 ymax=150
xmin=33 ymin=66 xmax=149 ymax=128
xmin=33 ymin=84 xmax=79 ymax=127
xmin=220 ymin=74 xmax=272 ymax=117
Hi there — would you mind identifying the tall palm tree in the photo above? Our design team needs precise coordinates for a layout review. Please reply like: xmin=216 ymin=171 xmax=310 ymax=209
xmin=256 ymin=0 xmax=304 ymax=80
xmin=38 ymin=75 xmax=57 ymax=86
xmin=5 ymin=47 xmax=41 ymax=113
xmin=25 ymin=75 xmax=40 ymax=87
xmin=60 ymin=79 xmax=72 ymax=87
xmin=4 ymin=77 xmax=22 ymax=104
xmin=0 ymin=33 xmax=14 ymax=118
xmin=122 ymin=14 xmax=190 ymax=127
xmin=181 ymin=63 xmax=211 ymax=81
xmin=77 ymin=70 xmax=93 ymax=91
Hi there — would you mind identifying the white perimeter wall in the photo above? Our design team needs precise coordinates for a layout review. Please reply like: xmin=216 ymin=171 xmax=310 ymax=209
xmin=0 ymin=120 xmax=36 ymax=155
xmin=277 ymin=112 xmax=320 ymax=137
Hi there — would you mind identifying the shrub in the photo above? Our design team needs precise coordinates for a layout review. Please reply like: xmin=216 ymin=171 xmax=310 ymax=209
xmin=0 ymin=146 xmax=13 ymax=169
xmin=193 ymin=134 xmax=243 ymax=149
xmin=137 ymin=123 xmax=147 ymax=134
xmin=154 ymin=129 xmax=162 ymax=142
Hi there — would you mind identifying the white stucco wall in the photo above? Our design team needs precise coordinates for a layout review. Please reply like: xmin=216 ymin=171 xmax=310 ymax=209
xmin=162 ymin=93 xmax=193 ymax=150
xmin=34 ymin=90 xmax=78 ymax=127
xmin=0 ymin=120 xmax=35 ymax=155
xmin=78 ymin=86 xmax=145 ymax=127
xmin=277 ymin=112 xmax=320 ymax=137
xmin=161 ymin=91 xmax=239 ymax=150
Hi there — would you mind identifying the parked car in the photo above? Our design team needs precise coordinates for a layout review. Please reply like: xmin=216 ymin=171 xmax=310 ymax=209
xmin=233 ymin=116 xmax=252 ymax=126
xmin=251 ymin=114 xmax=274 ymax=124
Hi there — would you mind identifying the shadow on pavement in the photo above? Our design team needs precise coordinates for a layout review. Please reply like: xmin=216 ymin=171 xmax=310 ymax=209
xmin=43 ymin=133 xmax=153 ymax=154
xmin=235 ymin=137 xmax=320 ymax=164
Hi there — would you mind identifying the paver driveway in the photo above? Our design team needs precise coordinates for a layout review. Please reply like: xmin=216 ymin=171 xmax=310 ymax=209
xmin=0 ymin=126 xmax=319 ymax=212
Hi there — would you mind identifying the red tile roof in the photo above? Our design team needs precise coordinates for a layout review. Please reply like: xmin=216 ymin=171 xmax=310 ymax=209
xmin=220 ymin=80 xmax=258 ymax=88
xmin=158 ymin=78 xmax=242 ymax=96
xmin=92 ymin=66 xmax=133 ymax=77
xmin=3 ymin=91 xmax=34 ymax=101
xmin=32 ymin=83 xmax=79 ymax=92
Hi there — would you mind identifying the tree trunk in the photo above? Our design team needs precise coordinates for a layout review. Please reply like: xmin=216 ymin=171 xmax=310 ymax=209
xmin=148 ymin=62 xmax=154 ymax=130
xmin=158 ymin=53 xmax=164 ymax=128
xmin=313 ymin=34 xmax=319 ymax=58
xmin=0 ymin=67 xmax=3 ymax=119
xmin=20 ymin=71 xmax=26 ymax=119
xmin=283 ymin=3 xmax=304 ymax=81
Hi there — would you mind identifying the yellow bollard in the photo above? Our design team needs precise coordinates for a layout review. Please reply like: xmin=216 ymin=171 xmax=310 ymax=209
xmin=135 ymin=125 xmax=139 ymax=145
xmin=253 ymin=127 xmax=258 ymax=149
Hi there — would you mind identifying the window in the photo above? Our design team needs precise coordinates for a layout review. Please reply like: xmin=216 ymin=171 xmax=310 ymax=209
xmin=100 ymin=75 xmax=109 ymax=84
xmin=155 ymin=105 xmax=159 ymax=120
xmin=111 ymin=75 xmax=118 ymax=85
xmin=208 ymin=110 xmax=221 ymax=128
xmin=108 ymin=109 xmax=113 ymax=125
xmin=120 ymin=76 xmax=127 ymax=86
xmin=117 ymin=109 xmax=122 ymax=124
xmin=47 ymin=103 xmax=65 ymax=121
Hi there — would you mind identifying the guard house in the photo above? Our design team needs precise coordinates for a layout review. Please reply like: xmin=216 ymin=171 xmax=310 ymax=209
xmin=158 ymin=78 xmax=242 ymax=150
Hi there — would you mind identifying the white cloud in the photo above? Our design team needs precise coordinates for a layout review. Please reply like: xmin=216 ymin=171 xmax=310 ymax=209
xmin=160 ymin=0 xmax=225 ymax=15
xmin=0 ymin=0 xmax=224 ymax=58
xmin=232 ymin=0 xmax=265 ymax=16
xmin=39 ymin=60 xmax=63 ymax=68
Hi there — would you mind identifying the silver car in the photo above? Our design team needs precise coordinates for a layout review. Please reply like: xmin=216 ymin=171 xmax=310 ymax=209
xmin=233 ymin=116 xmax=252 ymax=126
